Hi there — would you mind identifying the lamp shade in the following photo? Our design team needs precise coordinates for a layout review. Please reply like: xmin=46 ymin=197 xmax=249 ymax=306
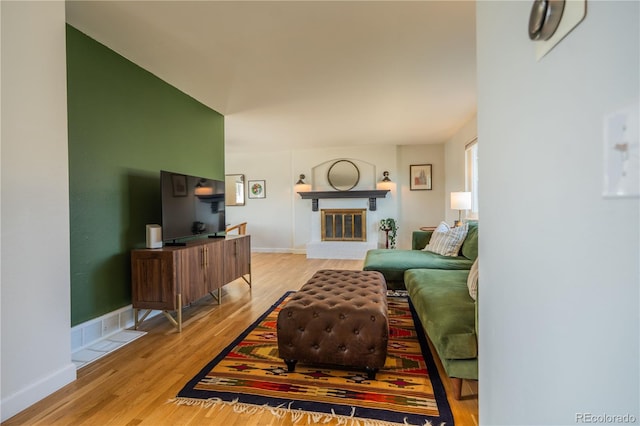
xmin=450 ymin=192 xmax=471 ymax=210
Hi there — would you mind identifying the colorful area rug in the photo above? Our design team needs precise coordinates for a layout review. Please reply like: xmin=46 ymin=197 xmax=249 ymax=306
xmin=173 ymin=292 xmax=453 ymax=426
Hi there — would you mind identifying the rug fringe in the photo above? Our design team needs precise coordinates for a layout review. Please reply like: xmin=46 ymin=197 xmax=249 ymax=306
xmin=167 ymin=397 xmax=445 ymax=426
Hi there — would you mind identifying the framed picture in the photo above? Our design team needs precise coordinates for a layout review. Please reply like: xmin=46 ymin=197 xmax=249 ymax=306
xmin=248 ymin=180 xmax=266 ymax=199
xmin=410 ymin=164 xmax=432 ymax=190
xmin=171 ymin=173 xmax=188 ymax=197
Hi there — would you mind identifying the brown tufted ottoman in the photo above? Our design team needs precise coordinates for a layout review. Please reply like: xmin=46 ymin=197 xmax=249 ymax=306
xmin=276 ymin=269 xmax=388 ymax=379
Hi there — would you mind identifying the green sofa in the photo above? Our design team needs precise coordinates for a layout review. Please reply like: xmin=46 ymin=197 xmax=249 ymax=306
xmin=363 ymin=221 xmax=478 ymax=399
xmin=404 ymin=268 xmax=477 ymax=399
xmin=363 ymin=221 xmax=478 ymax=290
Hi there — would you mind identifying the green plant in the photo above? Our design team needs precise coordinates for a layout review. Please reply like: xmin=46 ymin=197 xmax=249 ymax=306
xmin=379 ymin=218 xmax=398 ymax=249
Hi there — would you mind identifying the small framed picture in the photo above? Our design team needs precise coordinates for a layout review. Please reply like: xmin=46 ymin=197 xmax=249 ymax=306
xmin=410 ymin=164 xmax=432 ymax=190
xmin=248 ymin=180 xmax=266 ymax=199
xmin=171 ymin=173 xmax=188 ymax=197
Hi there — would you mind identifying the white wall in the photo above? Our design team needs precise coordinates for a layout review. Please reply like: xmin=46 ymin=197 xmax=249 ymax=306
xmin=225 ymin=149 xmax=296 ymax=252
xmin=293 ymin=146 xmax=400 ymax=250
xmin=477 ymin=2 xmax=639 ymax=425
xmin=398 ymin=144 xmax=445 ymax=248
xmin=226 ymin=143 xmax=450 ymax=253
xmin=0 ymin=1 xmax=76 ymax=421
xmin=444 ymin=114 xmax=477 ymax=224
xmin=227 ymin=145 xmax=401 ymax=251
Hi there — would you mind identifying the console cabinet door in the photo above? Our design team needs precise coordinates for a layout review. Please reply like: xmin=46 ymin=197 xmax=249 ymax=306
xmin=204 ymin=240 xmax=225 ymax=292
xmin=183 ymin=245 xmax=207 ymax=306
xmin=224 ymin=235 xmax=251 ymax=284
xmin=234 ymin=235 xmax=251 ymax=278
xmin=131 ymin=250 xmax=178 ymax=311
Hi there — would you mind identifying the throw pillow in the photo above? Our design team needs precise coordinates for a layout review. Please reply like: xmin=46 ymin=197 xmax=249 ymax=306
xmin=461 ymin=220 xmax=479 ymax=260
xmin=467 ymin=258 xmax=478 ymax=301
xmin=422 ymin=221 xmax=469 ymax=257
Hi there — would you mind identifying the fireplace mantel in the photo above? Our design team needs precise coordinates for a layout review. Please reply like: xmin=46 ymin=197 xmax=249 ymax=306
xmin=297 ymin=190 xmax=389 ymax=211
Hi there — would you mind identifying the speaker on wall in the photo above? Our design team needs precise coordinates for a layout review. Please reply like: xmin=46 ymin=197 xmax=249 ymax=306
xmin=146 ymin=224 xmax=163 ymax=249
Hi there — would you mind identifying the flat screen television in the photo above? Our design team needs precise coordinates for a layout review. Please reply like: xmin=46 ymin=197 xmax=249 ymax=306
xmin=160 ymin=170 xmax=225 ymax=244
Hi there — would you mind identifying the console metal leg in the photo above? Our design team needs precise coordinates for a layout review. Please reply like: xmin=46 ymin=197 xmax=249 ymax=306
xmin=162 ymin=294 xmax=183 ymax=332
xmin=134 ymin=308 xmax=152 ymax=330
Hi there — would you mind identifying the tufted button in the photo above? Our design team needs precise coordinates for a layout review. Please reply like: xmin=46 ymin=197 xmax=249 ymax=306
xmin=354 ymin=329 xmax=359 ymax=335
xmin=313 ymin=344 xmax=319 ymax=349
xmin=339 ymin=345 xmax=346 ymax=351
xmin=287 ymin=312 xmax=293 ymax=317
xmin=298 ymin=326 xmax=305 ymax=332
xmin=313 ymin=312 xmax=319 ymax=318
xmin=326 ymin=326 xmax=332 ymax=332
xmin=370 ymin=316 xmax=376 ymax=321
xmin=339 ymin=314 xmax=345 ymax=320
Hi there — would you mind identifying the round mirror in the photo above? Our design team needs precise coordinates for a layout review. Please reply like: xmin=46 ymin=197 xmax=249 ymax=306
xmin=327 ymin=160 xmax=360 ymax=191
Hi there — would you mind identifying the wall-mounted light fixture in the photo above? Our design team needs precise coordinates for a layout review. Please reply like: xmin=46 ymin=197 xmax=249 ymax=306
xmin=194 ymin=179 xmax=214 ymax=196
xmin=294 ymin=174 xmax=311 ymax=192
xmin=377 ymin=170 xmax=393 ymax=191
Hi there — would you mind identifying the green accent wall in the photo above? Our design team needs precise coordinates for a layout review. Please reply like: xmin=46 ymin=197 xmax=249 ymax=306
xmin=66 ymin=25 xmax=224 ymax=326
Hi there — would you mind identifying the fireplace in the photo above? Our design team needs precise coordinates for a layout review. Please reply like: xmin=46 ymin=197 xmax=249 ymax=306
xmin=321 ymin=209 xmax=366 ymax=242
xmin=302 ymin=158 xmax=390 ymax=259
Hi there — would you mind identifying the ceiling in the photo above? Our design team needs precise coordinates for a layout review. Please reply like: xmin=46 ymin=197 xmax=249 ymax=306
xmin=65 ymin=1 xmax=477 ymax=153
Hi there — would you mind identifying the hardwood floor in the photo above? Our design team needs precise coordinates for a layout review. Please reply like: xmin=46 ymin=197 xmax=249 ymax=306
xmin=3 ymin=253 xmax=478 ymax=426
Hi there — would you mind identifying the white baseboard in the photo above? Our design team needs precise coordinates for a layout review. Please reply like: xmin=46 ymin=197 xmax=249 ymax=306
xmin=2 ymin=305 xmax=155 ymax=422
xmin=250 ymin=248 xmax=309 ymax=255
xmin=251 ymin=247 xmax=301 ymax=254
xmin=0 ymin=363 xmax=76 ymax=422
xmin=71 ymin=305 xmax=134 ymax=353
xmin=70 ymin=304 xmax=159 ymax=354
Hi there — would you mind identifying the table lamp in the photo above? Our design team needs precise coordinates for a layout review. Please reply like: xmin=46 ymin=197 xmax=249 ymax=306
xmin=450 ymin=192 xmax=471 ymax=227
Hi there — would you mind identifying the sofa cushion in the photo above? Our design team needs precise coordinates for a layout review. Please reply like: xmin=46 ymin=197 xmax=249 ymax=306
xmin=461 ymin=220 xmax=479 ymax=260
xmin=423 ymin=222 xmax=468 ymax=257
xmin=467 ymin=258 xmax=478 ymax=301
xmin=363 ymin=249 xmax=474 ymax=287
xmin=405 ymin=269 xmax=477 ymax=361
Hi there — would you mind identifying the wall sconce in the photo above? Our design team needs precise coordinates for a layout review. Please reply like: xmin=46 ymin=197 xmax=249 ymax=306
xmin=194 ymin=180 xmax=214 ymax=196
xmin=294 ymin=174 xmax=311 ymax=193
xmin=450 ymin=191 xmax=471 ymax=227
xmin=377 ymin=171 xmax=393 ymax=191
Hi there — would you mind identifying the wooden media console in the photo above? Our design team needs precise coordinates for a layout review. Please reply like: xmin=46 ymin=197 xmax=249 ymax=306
xmin=131 ymin=234 xmax=251 ymax=332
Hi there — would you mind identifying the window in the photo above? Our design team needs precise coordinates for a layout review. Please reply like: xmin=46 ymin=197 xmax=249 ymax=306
xmin=465 ymin=138 xmax=478 ymax=219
